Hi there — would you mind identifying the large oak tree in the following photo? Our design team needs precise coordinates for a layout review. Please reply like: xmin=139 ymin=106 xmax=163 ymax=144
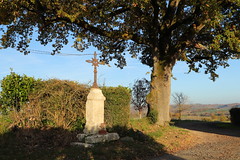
xmin=0 ymin=0 xmax=239 ymax=125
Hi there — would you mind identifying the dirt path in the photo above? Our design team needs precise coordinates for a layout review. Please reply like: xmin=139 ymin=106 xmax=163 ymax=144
xmin=151 ymin=121 xmax=240 ymax=160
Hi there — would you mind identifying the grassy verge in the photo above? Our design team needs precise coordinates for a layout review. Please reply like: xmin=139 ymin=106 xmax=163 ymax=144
xmin=0 ymin=117 xmax=192 ymax=160
xmin=129 ymin=118 xmax=191 ymax=152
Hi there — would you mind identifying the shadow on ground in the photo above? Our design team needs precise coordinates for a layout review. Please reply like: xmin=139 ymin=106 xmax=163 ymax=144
xmin=173 ymin=120 xmax=240 ymax=137
xmin=0 ymin=126 xmax=185 ymax=160
xmin=150 ymin=153 xmax=186 ymax=160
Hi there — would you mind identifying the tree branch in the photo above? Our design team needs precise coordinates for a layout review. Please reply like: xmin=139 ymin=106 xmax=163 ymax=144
xmin=162 ymin=0 xmax=181 ymax=27
xmin=175 ymin=0 xmax=185 ymax=21
xmin=168 ymin=16 xmax=194 ymax=31
xmin=151 ymin=0 xmax=160 ymax=23
xmin=150 ymin=0 xmax=160 ymax=47
xmin=108 ymin=7 xmax=130 ymax=17
xmin=131 ymin=33 xmax=148 ymax=45
xmin=168 ymin=0 xmax=202 ymax=32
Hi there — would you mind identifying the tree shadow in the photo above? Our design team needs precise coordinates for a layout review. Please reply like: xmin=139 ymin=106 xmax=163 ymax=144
xmin=173 ymin=120 xmax=240 ymax=137
xmin=0 ymin=126 xmax=185 ymax=160
xmin=150 ymin=153 xmax=186 ymax=160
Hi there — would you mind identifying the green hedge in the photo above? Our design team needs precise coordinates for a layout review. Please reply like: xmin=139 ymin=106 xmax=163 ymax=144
xmin=102 ymin=86 xmax=131 ymax=128
xmin=1 ymin=74 xmax=131 ymax=131
xmin=229 ymin=108 xmax=240 ymax=126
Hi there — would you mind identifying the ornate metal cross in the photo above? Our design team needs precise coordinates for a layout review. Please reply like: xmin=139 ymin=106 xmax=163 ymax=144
xmin=86 ymin=52 xmax=105 ymax=88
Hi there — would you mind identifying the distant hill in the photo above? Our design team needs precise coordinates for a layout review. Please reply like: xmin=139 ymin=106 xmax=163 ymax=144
xmin=189 ymin=103 xmax=240 ymax=110
xmin=171 ymin=103 xmax=240 ymax=116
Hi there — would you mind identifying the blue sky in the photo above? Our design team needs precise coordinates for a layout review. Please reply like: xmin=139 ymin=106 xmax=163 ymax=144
xmin=0 ymin=43 xmax=239 ymax=104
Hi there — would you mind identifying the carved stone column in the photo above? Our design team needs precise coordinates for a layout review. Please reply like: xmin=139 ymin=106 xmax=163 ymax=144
xmin=84 ymin=88 xmax=106 ymax=134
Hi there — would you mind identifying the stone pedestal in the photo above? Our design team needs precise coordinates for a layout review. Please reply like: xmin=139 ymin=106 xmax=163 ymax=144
xmin=84 ymin=88 xmax=106 ymax=134
xmin=77 ymin=133 xmax=120 ymax=144
xmin=71 ymin=132 xmax=120 ymax=148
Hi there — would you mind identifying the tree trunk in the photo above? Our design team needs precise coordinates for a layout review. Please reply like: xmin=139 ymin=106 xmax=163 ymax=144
xmin=147 ymin=58 xmax=174 ymax=126
xmin=178 ymin=108 xmax=182 ymax=120
xmin=139 ymin=109 xmax=142 ymax=119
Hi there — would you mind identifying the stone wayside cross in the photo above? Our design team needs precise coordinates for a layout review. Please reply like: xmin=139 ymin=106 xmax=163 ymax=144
xmin=71 ymin=51 xmax=120 ymax=145
xmin=86 ymin=51 xmax=105 ymax=88
xmin=84 ymin=52 xmax=106 ymax=134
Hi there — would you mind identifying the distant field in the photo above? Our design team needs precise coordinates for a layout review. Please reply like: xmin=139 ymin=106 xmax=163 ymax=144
xmin=130 ymin=103 xmax=239 ymax=121
xmin=169 ymin=103 xmax=239 ymax=122
xmin=178 ymin=115 xmax=230 ymax=122
xmin=170 ymin=103 xmax=240 ymax=120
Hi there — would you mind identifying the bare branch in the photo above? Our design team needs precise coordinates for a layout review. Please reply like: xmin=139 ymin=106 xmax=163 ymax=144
xmin=172 ymin=92 xmax=190 ymax=120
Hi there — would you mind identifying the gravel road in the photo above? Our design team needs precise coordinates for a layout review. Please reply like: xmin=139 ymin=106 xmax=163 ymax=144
xmin=151 ymin=121 xmax=240 ymax=160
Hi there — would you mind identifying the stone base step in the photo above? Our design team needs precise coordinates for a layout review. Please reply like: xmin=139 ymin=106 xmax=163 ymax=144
xmin=70 ymin=142 xmax=94 ymax=148
xmin=76 ymin=132 xmax=120 ymax=144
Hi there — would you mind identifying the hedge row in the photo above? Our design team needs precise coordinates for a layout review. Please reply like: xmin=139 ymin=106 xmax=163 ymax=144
xmin=102 ymin=86 xmax=131 ymax=128
xmin=0 ymin=73 xmax=131 ymax=131
xmin=9 ymin=79 xmax=89 ymax=130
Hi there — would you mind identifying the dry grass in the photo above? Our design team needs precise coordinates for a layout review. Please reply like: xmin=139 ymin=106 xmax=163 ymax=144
xmin=130 ymin=118 xmax=192 ymax=153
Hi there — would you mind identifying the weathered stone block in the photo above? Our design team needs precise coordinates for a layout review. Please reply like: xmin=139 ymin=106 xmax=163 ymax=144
xmin=76 ymin=134 xmax=87 ymax=142
xmin=105 ymin=133 xmax=120 ymax=142
xmin=85 ymin=134 xmax=105 ymax=144
xmin=70 ymin=142 xmax=94 ymax=148
xmin=85 ymin=133 xmax=120 ymax=144
xmin=120 ymin=136 xmax=134 ymax=142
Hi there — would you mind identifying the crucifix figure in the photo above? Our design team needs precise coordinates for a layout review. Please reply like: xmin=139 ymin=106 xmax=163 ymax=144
xmin=86 ymin=52 xmax=105 ymax=88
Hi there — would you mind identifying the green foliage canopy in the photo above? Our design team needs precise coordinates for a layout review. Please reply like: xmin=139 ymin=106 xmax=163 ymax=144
xmin=0 ymin=0 xmax=239 ymax=125
xmin=0 ymin=0 xmax=239 ymax=79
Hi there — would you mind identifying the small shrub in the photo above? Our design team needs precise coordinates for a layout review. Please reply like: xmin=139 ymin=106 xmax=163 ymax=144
xmin=0 ymin=71 xmax=39 ymax=113
xmin=148 ymin=109 xmax=158 ymax=124
xmin=201 ymin=117 xmax=212 ymax=122
xmin=171 ymin=113 xmax=180 ymax=120
xmin=71 ymin=118 xmax=86 ymax=131
xmin=229 ymin=108 xmax=240 ymax=126
xmin=219 ymin=114 xmax=228 ymax=122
